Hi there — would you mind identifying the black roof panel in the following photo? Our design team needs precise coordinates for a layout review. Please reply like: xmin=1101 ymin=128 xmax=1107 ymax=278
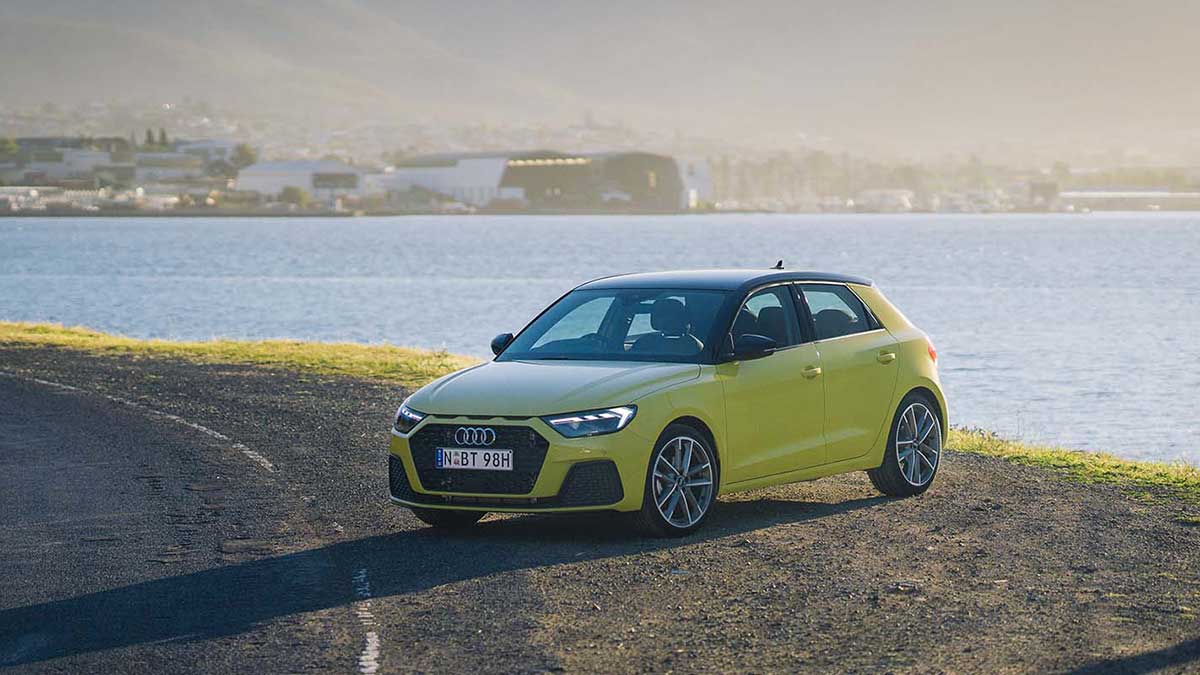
xmin=577 ymin=269 xmax=873 ymax=292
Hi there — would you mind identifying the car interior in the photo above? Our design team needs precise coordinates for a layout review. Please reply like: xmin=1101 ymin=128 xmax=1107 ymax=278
xmin=812 ymin=307 xmax=860 ymax=339
xmin=523 ymin=283 xmax=880 ymax=360
xmin=629 ymin=297 xmax=704 ymax=355
xmin=526 ymin=291 xmax=712 ymax=358
xmin=731 ymin=306 xmax=792 ymax=345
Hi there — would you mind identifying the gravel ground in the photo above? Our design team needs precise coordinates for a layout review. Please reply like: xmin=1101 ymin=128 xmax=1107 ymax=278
xmin=0 ymin=344 xmax=1197 ymax=674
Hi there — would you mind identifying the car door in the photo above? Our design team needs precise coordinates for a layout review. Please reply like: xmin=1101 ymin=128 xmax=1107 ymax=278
xmin=717 ymin=285 xmax=827 ymax=484
xmin=798 ymin=283 xmax=900 ymax=464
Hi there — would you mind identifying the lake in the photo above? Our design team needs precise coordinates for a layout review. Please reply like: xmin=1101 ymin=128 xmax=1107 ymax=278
xmin=2 ymin=213 xmax=1197 ymax=465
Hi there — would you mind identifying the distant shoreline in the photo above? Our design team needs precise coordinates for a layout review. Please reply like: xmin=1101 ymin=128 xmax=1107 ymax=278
xmin=4 ymin=208 xmax=1200 ymax=218
xmin=0 ymin=209 xmax=358 ymax=218
xmin=0 ymin=208 xmax=729 ymax=218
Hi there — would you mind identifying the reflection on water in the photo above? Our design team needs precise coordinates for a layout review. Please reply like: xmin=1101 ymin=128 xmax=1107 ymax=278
xmin=2 ymin=213 xmax=1197 ymax=464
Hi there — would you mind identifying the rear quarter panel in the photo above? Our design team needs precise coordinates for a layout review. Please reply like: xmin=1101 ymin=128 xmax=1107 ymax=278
xmin=852 ymin=284 xmax=949 ymax=465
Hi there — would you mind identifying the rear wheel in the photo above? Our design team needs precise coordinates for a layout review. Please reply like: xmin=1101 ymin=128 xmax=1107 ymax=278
xmin=868 ymin=392 xmax=942 ymax=497
xmin=635 ymin=424 xmax=717 ymax=537
xmin=409 ymin=507 xmax=485 ymax=529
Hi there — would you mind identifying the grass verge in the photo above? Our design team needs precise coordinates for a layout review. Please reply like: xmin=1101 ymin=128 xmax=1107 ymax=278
xmin=0 ymin=321 xmax=478 ymax=389
xmin=950 ymin=428 xmax=1200 ymax=505
xmin=3 ymin=321 xmax=1197 ymax=505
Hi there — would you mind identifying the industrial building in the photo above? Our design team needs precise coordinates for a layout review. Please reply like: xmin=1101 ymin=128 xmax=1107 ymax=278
xmin=175 ymin=139 xmax=240 ymax=164
xmin=372 ymin=150 xmax=711 ymax=211
xmin=0 ymin=136 xmax=219 ymax=188
xmin=235 ymin=160 xmax=364 ymax=201
xmin=133 ymin=152 xmax=207 ymax=183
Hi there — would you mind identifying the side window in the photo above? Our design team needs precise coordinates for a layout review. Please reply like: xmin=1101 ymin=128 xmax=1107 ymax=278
xmin=733 ymin=286 xmax=801 ymax=347
xmin=800 ymin=284 xmax=875 ymax=340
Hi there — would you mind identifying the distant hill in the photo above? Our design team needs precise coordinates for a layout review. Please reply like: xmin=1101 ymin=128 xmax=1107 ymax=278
xmin=2 ymin=0 xmax=1199 ymax=157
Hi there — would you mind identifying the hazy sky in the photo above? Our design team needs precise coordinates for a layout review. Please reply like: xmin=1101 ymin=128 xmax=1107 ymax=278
xmin=2 ymin=0 xmax=1198 ymax=160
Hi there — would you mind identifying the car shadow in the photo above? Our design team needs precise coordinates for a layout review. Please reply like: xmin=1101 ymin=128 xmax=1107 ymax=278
xmin=1065 ymin=637 xmax=1200 ymax=675
xmin=0 ymin=496 xmax=885 ymax=666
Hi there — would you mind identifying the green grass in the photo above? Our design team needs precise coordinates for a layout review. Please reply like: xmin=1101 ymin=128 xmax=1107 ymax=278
xmin=950 ymin=428 xmax=1200 ymax=505
xmin=4 ymin=321 xmax=1198 ymax=505
xmin=0 ymin=321 xmax=479 ymax=389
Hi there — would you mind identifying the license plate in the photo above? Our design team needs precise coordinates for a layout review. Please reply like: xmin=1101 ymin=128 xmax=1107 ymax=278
xmin=435 ymin=448 xmax=513 ymax=471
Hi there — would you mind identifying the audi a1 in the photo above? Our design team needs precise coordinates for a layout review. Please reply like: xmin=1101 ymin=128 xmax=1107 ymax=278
xmin=388 ymin=268 xmax=946 ymax=536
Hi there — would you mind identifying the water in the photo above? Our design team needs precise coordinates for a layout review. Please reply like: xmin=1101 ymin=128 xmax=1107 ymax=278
xmin=2 ymin=214 xmax=1198 ymax=465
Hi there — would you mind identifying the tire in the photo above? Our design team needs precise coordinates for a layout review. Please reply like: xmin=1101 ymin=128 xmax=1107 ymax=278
xmin=868 ymin=391 xmax=943 ymax=497
xmin=634 ymin=423 xmax=718 ymax=537
xmin=409 ymin=507 xmax=485 ymax=529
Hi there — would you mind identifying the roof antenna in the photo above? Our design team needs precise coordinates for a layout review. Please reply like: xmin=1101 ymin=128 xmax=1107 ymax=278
xmin=771 ymin=259 xmax=784 ymax=270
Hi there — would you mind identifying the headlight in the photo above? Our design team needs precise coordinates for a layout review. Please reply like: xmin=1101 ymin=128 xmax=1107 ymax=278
xmin=393 ymin=402 xmax=426 ymax=434
xmin=541 ymin=406 xmax=637 ymax=438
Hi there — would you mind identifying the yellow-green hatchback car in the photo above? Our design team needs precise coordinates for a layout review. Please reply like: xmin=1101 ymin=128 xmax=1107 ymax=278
xmin=389 ymin=268 xmax=946 ymax=536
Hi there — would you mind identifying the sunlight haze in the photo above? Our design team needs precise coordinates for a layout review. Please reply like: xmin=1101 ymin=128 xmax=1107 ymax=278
xmin=2 ymin=0 xmax=1198 ymax=161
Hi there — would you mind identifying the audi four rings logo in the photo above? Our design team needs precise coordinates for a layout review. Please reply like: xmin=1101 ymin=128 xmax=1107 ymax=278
xmin=454 ymin=426 xmax=496 ymax=446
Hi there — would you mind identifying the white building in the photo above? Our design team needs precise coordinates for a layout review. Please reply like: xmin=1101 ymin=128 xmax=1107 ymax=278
xmin=372 ymin=153 xmax=527 ymax=207
xmin=236 ymin=160 xmax=364 ymax=201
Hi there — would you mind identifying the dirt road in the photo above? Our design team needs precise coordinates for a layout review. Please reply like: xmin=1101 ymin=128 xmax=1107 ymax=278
xmin=1 ymin=345 xmax=1197 ymax=673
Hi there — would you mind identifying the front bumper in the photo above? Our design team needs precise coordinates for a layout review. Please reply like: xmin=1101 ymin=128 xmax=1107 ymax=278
xmin=387 ymin=415 xmax=652 ymax=513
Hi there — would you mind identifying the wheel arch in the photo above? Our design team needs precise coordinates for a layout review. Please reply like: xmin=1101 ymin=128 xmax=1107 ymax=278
xmin=868 ymin=385 xmax=945 ymax=497
xmin=906 ymin=385 xmax=948 ymax=435
xmin=665 ymin=415 xmax=722 ymax=487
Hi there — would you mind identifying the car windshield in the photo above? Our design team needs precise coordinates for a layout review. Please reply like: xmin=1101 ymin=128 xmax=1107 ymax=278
xmin=498 ymin=288 xmax=729 ymax=363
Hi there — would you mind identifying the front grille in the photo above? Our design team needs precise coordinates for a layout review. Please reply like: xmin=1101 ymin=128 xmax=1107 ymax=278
xmin=390 ymin=455 xmax=623 ymax=509
xmin=407 ymin=424 xmax=549 ymax=495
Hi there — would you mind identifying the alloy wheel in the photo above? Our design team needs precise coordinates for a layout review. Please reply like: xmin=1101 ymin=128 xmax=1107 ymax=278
xmin=895 ymin=402 xmax=941 ymax=486
xmin=652 ymin=435 xmax=715 ymax=528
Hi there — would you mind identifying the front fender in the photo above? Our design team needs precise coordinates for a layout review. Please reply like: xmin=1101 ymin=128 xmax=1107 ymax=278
xmin=627 ymin=372 xmax=727 ymax=489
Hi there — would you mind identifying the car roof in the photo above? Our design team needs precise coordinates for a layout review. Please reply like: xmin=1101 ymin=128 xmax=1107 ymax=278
xmin=576 ymin=269 xmax=873 ymax=292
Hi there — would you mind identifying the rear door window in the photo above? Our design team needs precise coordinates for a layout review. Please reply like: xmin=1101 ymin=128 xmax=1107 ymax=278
xmin=799 ymin=284 xmax=877 ymax=340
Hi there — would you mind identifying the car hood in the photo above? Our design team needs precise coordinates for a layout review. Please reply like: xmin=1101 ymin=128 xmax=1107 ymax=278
xmin=407 ymin=360 xmax=701 ymax=416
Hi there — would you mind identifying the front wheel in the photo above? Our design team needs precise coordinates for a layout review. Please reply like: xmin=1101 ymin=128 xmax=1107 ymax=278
xmin=635 ymin=424 xmax=718 ymax=537
xmin=409 ymin=507 xmax=485 ymax=529
xmin=868 ymin=392 xmax=943 ymax=497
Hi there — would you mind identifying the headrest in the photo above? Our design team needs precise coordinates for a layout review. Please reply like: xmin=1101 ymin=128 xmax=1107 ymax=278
xmin=650 ymin=297 xmax=688 ymax=336
xmin=757 ymin=306 xmax=789 ymax=344
xmin=814 ymin=308 xmax=855 ymax=338
xmin=732 ymin=308 xmax=758 ymax=338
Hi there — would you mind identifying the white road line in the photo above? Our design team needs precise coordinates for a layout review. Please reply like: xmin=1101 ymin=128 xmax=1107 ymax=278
xmin=24 ymin=376 xmax=82 ymax=393
xmin=0 ymin=371 xmax=275 ymax=473
xmin=232 ymin=443 xmax=276 ymax=472
xmin=352 ymin=567 xmax=382 ymax=675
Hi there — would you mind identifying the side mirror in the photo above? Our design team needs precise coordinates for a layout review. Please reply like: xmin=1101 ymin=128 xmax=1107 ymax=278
xmin=490 ymin=332 xmax=514 ymax=356
xmin=732 ymin=333 xmax=777 ymax=361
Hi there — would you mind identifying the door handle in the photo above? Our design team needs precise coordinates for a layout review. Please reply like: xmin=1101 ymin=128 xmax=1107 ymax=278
xmin=802 ymin=366 xmax=822 ymax=379
xmin=877 ymin=351 xmax=896 ymax=364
